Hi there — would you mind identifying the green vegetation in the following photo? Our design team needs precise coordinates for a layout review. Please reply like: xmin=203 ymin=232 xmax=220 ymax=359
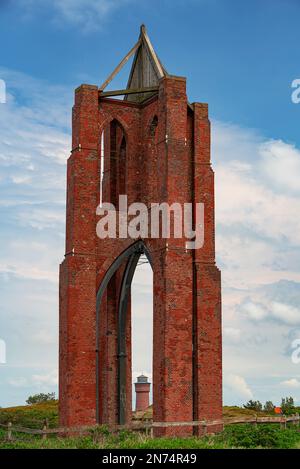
xmin=281 ymin=397 xmax=296 ymax=415
xmin=26 ymin=393 xmax=56 ymax=405
xmin=242 ymin=397 xmax=300 ymax=416
xmin=223 ymin=405 xmax=270 ymax=418
xmin=0 ymin=401 xmax=300 ymax=449
xmin=264 ymin=401 xmax=275 ymax=412
xmin=243 ymin=400 xmax=263 ymax=412
xmin=0 ymin=401 xmax=58 ymax=429
xmin=1 ymin=424 xmax=300 ymax=449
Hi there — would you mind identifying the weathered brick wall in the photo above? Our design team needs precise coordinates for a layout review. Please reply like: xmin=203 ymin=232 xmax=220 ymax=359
xmin=59 ymin=77 xmax=222 ymax=435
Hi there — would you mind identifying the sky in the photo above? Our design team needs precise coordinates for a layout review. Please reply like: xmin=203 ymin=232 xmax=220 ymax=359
xmin=0 ymin=0 xmax=300 ymax=409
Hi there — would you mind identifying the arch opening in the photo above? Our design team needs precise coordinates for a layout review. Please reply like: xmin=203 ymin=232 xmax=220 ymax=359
xmin=109 ymin=119 xmax=127 ymax=209
xmin=96 ymin=241 xmax=153 ymax=425
xmin=100 ymin=118 xmax=127 ymax=210
xmin=131 ymin=255 xmax=153 ymax=413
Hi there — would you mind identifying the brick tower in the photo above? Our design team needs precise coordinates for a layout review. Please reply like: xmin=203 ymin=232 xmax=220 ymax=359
xmin=59 ymin=25 xmax=222 ymax=436
xmin=135 ymin=375 xmax=151 ymax=412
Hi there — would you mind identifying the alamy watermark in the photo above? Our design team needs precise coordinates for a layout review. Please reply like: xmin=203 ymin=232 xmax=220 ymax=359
xmin=291 ymin=79 xmax=300 ymax=104
xmin=0 ymin=339 xmax=6 ymax=364
xmin=291 ymin=339 xmax=300 ymax=364
xmin=96 ymin=195 xmax=204 ymax=250
xmin=0 ymin=79 xmax=6 ymax=104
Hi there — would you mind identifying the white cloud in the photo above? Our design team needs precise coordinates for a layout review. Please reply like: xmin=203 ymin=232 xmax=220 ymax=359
xmin=11 ymin=175 xmax=32 ymax=185
xmin=0 ymin=239 xmax=61 ymax=283
xmin=7 ymin=371 xmax=58 ymax=389
xmin=32 ymin=330 xmax=56 ymax=345
xmin=226 ymin=374 xmax=253 ymax=399
xmin=17 ymin=207 xmax=65 ymax=231
xmin=239 ymin=299 xmax=300 ymax=326
xmin=223 ymin=327 xmax=241 ymax=343
xmin=0 ymin=69 xmax=68 ymax=284
xmin=213 ymin=121 xmax=300 ymax=291
xmin=260 ymin=139 xmax=300 ymax=195
xmin=0 ymin=263 xmax=58 ymax=283
xmin=8 ymin=377 xmax=28 ymax=388
xmin=18 ymin=0 xmax=135 ymax=32
xmin=32 ymin=369 xmax=58 ymax=386
xmin=280 ymin=378 xmax=300 ymax=388
xmin=271 ymin=302 xmax=300 ymax=326
xmin=213 ymin=121 xmax=300 ymax=404
xmin=215 ymin=157 xmax=300 ymax=246
xmin=241 ymin=301 xmax=268 ymax=321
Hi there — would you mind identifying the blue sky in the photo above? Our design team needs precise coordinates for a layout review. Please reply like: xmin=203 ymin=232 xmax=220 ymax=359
xmin=0 ymin=0 xmax=300 ymax=408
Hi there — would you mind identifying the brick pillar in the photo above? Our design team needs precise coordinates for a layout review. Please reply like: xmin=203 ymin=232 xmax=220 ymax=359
xmin=59 ymin=84 xmax=99 ymax=427
xmin=152 ymin=76 xmax=194 ymax=436
xmin=192 ymin=103 xmax=222 ymax=432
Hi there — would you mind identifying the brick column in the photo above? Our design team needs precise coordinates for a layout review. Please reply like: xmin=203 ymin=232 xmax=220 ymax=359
xmin=59 ymin=84 xmax=99 ymax=427
xmin=152 ymin=76 xmax=194 ymax=436
xmin=192 ymin=103 xmax=222 ymax=432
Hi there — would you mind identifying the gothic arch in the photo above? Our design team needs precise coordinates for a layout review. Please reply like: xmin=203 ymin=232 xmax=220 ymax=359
xmin=99 ymin=113 xmax=130 ymax=139
xmin=96 ymin=240 xmax=153 ymax=424
xmin=100 ymin=118 xmax=128 ymax=208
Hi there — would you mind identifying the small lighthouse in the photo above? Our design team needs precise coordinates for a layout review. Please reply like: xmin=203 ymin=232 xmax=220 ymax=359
xmin=135 ymin=375 xmax=150 ymax=411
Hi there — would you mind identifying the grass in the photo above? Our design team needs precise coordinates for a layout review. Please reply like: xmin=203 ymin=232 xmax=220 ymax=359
xmin=223 ymin=405 xmax=271 ymax=418
xmin=0 ymin=401 xmax=58 ymax=428
xmin=1 ymin=424 xmax=300 ymax=449
xmin=1 ymin=402 xmax=300 ymax=449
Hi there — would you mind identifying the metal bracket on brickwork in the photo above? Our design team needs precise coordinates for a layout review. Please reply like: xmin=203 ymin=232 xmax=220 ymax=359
xmin=71 ymin=144 xmax=82 ymax=153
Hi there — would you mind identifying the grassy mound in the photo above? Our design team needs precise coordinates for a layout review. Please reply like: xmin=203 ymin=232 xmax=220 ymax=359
xmin=0 ymin=401 xmax=58 ymax=429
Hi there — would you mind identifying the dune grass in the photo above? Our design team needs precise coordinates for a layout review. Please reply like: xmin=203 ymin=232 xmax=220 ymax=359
xmin=1 ymin=402 xmax=300 ymax=449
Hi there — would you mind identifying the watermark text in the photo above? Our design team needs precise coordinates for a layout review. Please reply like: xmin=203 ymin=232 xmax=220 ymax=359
xmin=96 ymin=196 xmax=204 ymax=250
xmin=291 ymin=79 xmax=300 ymax=104
xmin=0 ymin=339 xmax=6 ymax=364
xmin=0 ymin=79 xmax=6 ymax=104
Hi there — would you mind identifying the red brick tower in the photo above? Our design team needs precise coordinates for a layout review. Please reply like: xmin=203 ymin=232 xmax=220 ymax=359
xmin=59 ymin=25 xmax=222 ymax=436
xmin=135 ymin=375 xmax=151 ymax=412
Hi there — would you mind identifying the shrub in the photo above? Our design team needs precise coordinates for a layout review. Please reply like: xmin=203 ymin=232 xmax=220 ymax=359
xmin=281 ymin=397 xmax=295 ymax=415
xmin=264 ymin=401 xmax=275 ymax=412
xmin=218 ymin=424 xmax=300 ymax=449
xmin=243 ymin=400 xmax=262 ymax=412
xmin=26 ymin=393 xmax=56 ymax=405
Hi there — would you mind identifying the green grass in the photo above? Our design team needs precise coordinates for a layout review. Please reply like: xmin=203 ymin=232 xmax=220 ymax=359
xmin=1 ymin=402 xmax=300 ymax=449
xmin=1 ymin=424 xmax=300 ymax=449
xmin=0 ymin=401 xmax=58 ymax=428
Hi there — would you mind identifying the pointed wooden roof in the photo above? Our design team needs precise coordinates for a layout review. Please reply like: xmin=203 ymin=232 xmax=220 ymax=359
xmin=125 ymin=25 xmax=168 ymax=102
xmin=99 ymin=25 xmax=168 ymax=103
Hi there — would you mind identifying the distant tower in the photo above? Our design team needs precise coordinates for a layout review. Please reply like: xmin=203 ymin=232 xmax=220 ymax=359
xmin=135 ymin=375 xmax=150 ymax=411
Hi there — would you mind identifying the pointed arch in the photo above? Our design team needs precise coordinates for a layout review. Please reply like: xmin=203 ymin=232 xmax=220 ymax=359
xmin=101 ymin=118 xmax=128 ymax=208
xmin=96 ymin=240 xmax=153 ymax=423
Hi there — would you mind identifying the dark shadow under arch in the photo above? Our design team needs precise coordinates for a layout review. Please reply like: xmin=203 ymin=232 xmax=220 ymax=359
xmin=149 ymin=115 xmax=158 ymax=137
xmin=96 ymin=240 xmax=153 ymax=423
